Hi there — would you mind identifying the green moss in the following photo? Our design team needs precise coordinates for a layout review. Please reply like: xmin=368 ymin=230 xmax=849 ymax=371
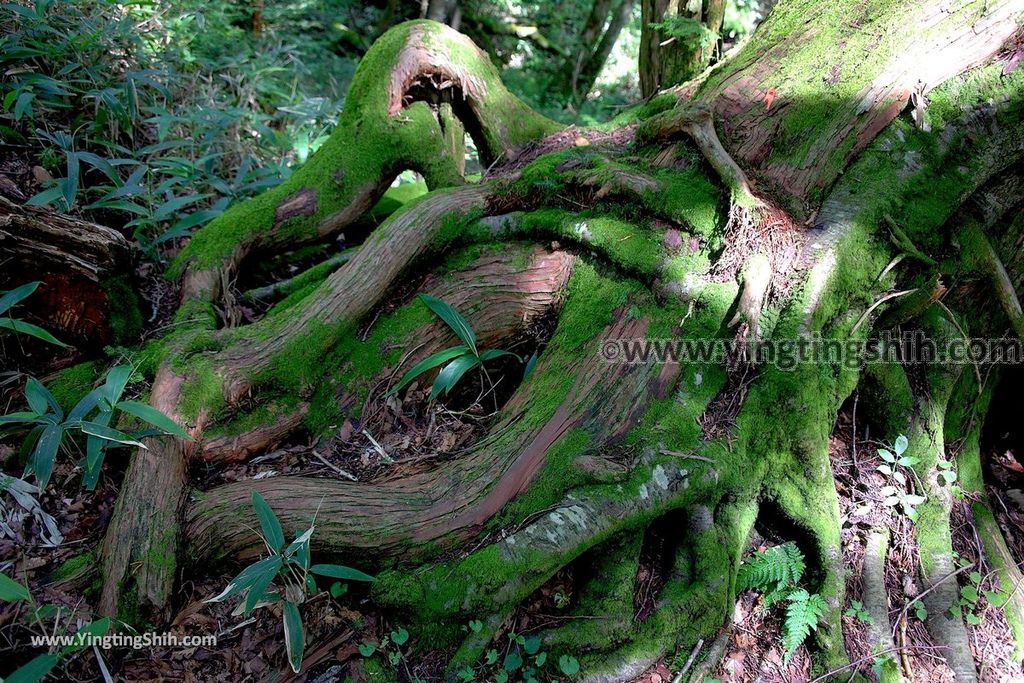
xmin=494 ymin=428 xmax=592 ymax=526
xmin=169 ymin=20 xmax=558 ymax=280
xmin=47 ymin=361 xmax=100 ymax=409
xmin=52 ymin=551 xmax=95 ymax=582
xmin=101 ymin=275 xmax=143 ymax=345
xmin=177 ymin=358 xmax=224 ymax=421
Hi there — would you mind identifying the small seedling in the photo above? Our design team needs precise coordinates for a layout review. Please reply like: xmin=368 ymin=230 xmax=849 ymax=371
xmin=208 ymin=491 xmax=374 ymax=673
xmin=845 ymin=600 xmax=873 ymax=624
xmin=876 ymin=435 xmax=926 ymax=520
xmin=388 ymin=295 xmax=522 ymax=400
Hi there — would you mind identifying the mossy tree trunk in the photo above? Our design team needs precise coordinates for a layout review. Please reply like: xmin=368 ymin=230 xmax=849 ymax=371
xmin=80 ymin=1 xmax=1024 ymax=679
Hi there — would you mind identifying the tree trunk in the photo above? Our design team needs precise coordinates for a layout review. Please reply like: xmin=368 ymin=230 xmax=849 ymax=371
xmin=570 ymin=0 xmax=635 ymax=108
xmin=77 ymin=2 xmax=1024 ymax=679
xmin=639 ymin=0 xmax=725 ymax=98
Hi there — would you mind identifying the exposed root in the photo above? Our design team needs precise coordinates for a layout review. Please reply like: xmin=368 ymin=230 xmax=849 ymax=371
xmin=961 ymin=221 xmax=1024 ymax=342
xmin=862 ymin=529 xmax=904 ymax=682
xmin=954 ymin=391 xmax=1024 ymax=660
xmin=240 ymin=248 xmax=355 ymax=305
xmin=198 ymin=404 xmax=309 ymax=464
xmin=905 ymin=318 xmax=978 ymax=683
xmin=186 ymin=280 xmax=674 ymax=563
xmin=171 ymin=20 xmax=559 ymax=325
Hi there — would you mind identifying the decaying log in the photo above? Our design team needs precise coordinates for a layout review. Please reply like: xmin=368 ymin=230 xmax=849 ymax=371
xmin=0 ymin=195 xmax=138 ymax=347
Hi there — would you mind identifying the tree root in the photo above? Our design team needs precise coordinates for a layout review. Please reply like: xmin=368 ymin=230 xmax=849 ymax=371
xmin=960 ymin=220 xmax=1024 ymax=341
xmin=953 ymin=385 xmax=1024 ymax=661
xmin=186 ymin=265 xmax=674 ymax=563
xmin=635 ymin=104 xmax=757 ymax=207
xmin=862 ymin=529 xmax=904 ymax=683
xmin=904 ymin=317 xmax=977 ymax=683
xmin=171 ymin=20 xmax=559 ymax=326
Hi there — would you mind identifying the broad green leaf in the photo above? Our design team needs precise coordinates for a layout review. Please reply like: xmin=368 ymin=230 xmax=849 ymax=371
xmin=283 ymin=601 xmax=305 ymax=673
xmin=0 ymin=317 xmax=67 ymax=348
xmin=878 ymin=449 xmax=895 ymax=463
xmin=478 ymin=349 xmax=521 ymax=362
xmin=25 ymin=186 xmax=64 ymax=207
xmin=309 ymin=564 xmax=374 ymax=582
xmin=79 ymin=421 xmax=146 ymax=449
xmin=391 ymin=627 xmax=409 ymax=645
xmin=0 ymin=572 xmax=29 ymax=602
xmin=251 ymin=490 xmax=285 ymax=553
xmin=3 ymin=653 xmax=58 ymax=683
xmin=101 ymin=365 xmax=133 ymax=404
xmin=387 ymin=346 xmax=469 ymax=396
xmin=28 ymin=423 xmax=62 ymax=488
xmin=419 ymin=294 xmax=476 ymax=354
xmin=116 ymin=400 xmax=192 ymax=440
xmin=59 ymin=618 xmax=111 ymax=657
xmin=82 ymin=435 xmax=106 ymax=491
xmin=503 ymin=652 xmax=523 ymax=672
xmin=24 ymin=378 xmax=51 ymax=416
xmin=0 ymin=281 xmax=39 ymax=316
xmin=558 ymin=654 xmax=580 ymax=676
xmin=0 ymin=411 xmax=39 ymax=425
xmin=206 ymin=555 xmax=283 ymax=603
xmin=243 ymin=565 xmax=277 ymax=616
xmin=68 ymin=389 xmax=101 ymax=423
xmin=894 ymin=435 xmax=908 ymax=455
xmin=13 ymin=91 xmax=34 ymax=121
xmin=285 ymin=526 xmax=314 ymax=571
xmin=430 ymin=355 xmax=481 ymax=400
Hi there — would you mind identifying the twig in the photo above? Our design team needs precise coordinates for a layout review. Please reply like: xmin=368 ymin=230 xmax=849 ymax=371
xmin=660 ymin=449 xmax=714 ymax=464
xmin=891 ymin=562 xmax=974 ymax=640
xmin=310 ymin=449 xmax=357 ymax=481
xmin=671 ymin=637 xmax=704 ymax=683
xmin=851 ymin=391 xmax=858 ymax=469
xmin=362 ymin=429 xmax=393 ymax=464
xmin=852 ymin=288 xmax=918 ymax=333
xmin=808 ymin=643 xmax=948 ymax=683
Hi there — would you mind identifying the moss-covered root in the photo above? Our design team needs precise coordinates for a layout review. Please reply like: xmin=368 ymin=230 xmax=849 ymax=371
xmin=541 ymin=533 xmax=643 ymax=655
xmin=576 ymin=499 xmax=755 ymax=683
xmin=98 ymin=365 xmax=202 ymax=623
xmin=170 ymin=19 xmax=559 ymax=326
xmin=956 ymin=412 xmax=1024 ymax=660
xmin=958 ymin=220 xmax=1024 ymax=341
xmin=862 ymin=529 xmax=904 ymax=683
xmin=905 ymin=318 xmax=977 ymax=682
xmin=445 ymin=611 xmax=512 ymax=680
xmin=769 ymin=472 xmax=849 ymax=674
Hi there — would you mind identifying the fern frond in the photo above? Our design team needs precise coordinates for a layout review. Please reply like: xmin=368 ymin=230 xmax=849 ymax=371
xmin=782 ymin=589 xmax=827 ymax=661
xmin=738 ymin=542 xmax=806 ymax=596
